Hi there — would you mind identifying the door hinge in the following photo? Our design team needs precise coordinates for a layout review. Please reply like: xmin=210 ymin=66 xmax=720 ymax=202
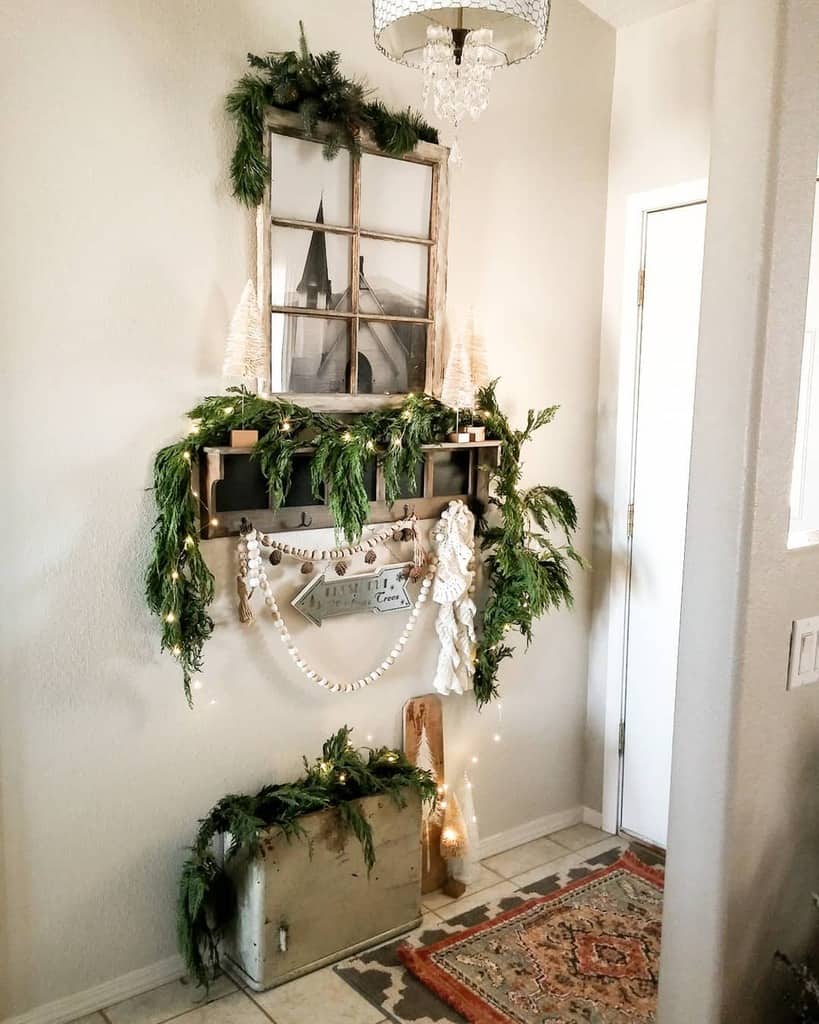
xmin=618 ymin=721 xmax=626 ymax=756
xmin=637 ymin=268 xmax=646 ymax=308
xmin=626 ymin=502 xmax=635 ymax=539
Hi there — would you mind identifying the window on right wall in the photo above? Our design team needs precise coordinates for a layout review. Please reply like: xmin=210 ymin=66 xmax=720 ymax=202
xmin=789 ymin=176 xmax=819 ymax=547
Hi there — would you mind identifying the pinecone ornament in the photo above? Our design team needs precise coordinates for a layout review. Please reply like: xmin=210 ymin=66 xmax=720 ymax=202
xmin=364 ymin=549 xmax=377 ymax=565
xmin=335 ymin=560 xmax=348 ymax=576
xmin=301 ymin=560 xmax=314 ymax=574
xmin=269 ymin=549 xmax=282 ymax=566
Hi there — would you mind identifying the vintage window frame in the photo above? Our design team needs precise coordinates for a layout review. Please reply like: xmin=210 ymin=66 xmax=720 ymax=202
xmin=256 ymin=107 xmax=450 ymax=411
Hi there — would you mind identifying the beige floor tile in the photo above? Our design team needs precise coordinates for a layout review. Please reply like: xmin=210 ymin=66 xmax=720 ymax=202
xmin=481 ymin=837 xmax=566 ymax=878
xmin=435 ymin=879 xmax=519 ymax=921
xmin=510 ymin=835 xmax=624 ymax=889
xmin=160 ymin=993 xmax=267 ymax=1024
xmin=421 ymin=864 xmax=503 ymax=911
xmin=251 ymin=966 xmax=383 ymax=1024
xmin=105 ymin=975 xmax=236 ymax=1024
xmin=68 ymin=1015 xmax=108 ymax=1024
xmin=549 ymin=824 xmax=611 ymax=851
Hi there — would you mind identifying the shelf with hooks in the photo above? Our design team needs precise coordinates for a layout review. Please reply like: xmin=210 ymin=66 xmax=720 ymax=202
xmin=199 ymin=440 xmax=501 ymax=538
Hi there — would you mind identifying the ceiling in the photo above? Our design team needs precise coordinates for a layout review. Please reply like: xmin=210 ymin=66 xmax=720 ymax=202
xmin=578 ymin=0 xmax=695 ymax=28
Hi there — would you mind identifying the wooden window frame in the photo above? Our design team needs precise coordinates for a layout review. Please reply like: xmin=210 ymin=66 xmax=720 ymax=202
xmin=257 ymin=107 xmax=450 ymax=411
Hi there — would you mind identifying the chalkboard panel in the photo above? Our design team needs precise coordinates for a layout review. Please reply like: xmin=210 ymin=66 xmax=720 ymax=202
xmin=432 ymin=449 xmax=470 ymax=496
xmin=395 ymin=462 xmax=424 ymax=500
xmin=283 ymin=456 xmax=325 ymax=507
xmin=215 ymin=454 xmax=268 ymax=512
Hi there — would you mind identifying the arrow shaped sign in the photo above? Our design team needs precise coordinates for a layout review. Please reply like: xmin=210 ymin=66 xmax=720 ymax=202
xmin=291 ymin=563 xmax=413 ymax=627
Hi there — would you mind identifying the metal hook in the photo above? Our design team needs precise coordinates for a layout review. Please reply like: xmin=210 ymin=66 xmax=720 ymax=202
xmin=298 ymin=511 xmax=313 ymax=528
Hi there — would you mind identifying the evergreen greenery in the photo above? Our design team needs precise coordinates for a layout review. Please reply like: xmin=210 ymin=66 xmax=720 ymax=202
xmin=472 ymin=383 xmax=586 ymax=704
xmin=226 ymin=24 xmax=438 ymax=206
xmin=178 ymin=726 xmax=437 ymax=989
xmin=146 ymin=384 xmax=580 ymax=705
xmin=776 ymin=897 xmax=819 ymax=1022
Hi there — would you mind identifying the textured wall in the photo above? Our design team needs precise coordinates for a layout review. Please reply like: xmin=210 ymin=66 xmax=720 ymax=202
xmin=0 ymin=0 xmax=614 ymax=1016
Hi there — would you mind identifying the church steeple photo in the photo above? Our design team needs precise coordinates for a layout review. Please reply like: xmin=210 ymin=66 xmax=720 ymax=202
xmin=296 ymin=199 xmax=332 ymax=309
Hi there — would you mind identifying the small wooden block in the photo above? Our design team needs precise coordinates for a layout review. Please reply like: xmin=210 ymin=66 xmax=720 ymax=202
xmin=448 ymin=431 xmax=471 ymax=444
xmin=230 ymin=429 xmax=259 ymax=447
xmin=442 ymin=877 xmax=467 ymax=899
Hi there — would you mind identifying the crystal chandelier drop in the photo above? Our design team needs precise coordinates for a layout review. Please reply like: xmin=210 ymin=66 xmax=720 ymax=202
xmin=373 ymin=2 xmax=550 ymax=164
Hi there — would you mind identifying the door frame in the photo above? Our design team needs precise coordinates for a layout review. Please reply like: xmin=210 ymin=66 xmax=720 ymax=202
xmin=601 ymin=179 xmax=708 ymax=837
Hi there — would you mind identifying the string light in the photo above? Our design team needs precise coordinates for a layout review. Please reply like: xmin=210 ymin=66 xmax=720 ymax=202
xmin=170 ymin=570 xmax=179 ymax=581
xmin=210 ymin=518 xmax=219 ymax=527
xmin=185 ymin=535 xmax=194 ymax=547
xmin=471 ymin=755 xmax=479 ymax=764
xmin=192 ymin=680 xmax=203 ymax=691
xmin=493 ymin=733 xmax=501 ymax=743
xmin=281 ymin=420 xmax=291 ymax=432
xmin=172 ymin=645 xmax=182 ymax=656
xmin=402 ymin=409 xmax=413 ymax=421
xmin=338 ymin=772 xmax=347 ymax=784
xmin=342 ymin=431 xmax=353 ymax=443
xmin=182 ymin=451 xmax=191 ymax=462
xmin=366 ymin=439 xmax=376 ymax=452
xmin=223 ymin=406 xmax=234 ymax=416
xmin=165 ymin=612 xmax=176 ymax=623
xmin=392 ymin=436 xmax=402 ymax=448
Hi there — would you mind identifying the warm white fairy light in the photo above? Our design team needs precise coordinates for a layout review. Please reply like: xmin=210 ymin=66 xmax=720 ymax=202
xmin=182 ymin=451 xmax=191 ymax=462
xmin=402 ymin=409 xmax=413 ymax=421
xmin=210 ymin=518 xmax=219 ymax=527
xmin=281 ymin=420 xmax=291 ymax=432
xmin=165 ymin=612 xmax=176 ymax=623
xmin=493 ymin=732 xmax=501 ymax=743
xmin=172 ymin=645 xmax=182 ymax=656
xmin=192 ymin=679 xmax=203 ymax=691
xmin=471 ymin=755 xmax=479 ymax=764
xmin=366 ymin=439 xmax=376 ymax=452
xmin=185 ymin=535 xmax=194 ymax=547
xmin=223 ymin=406 xmax=234 ymax=416
xmin=170 ymin=570 xmax=179 ymax=581
xmin=342 ymin=431 xmax=353 ymax=443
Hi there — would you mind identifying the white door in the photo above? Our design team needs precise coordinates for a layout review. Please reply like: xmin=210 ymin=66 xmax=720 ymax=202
xmin=620 ymin=202 xmax=707 ymax=849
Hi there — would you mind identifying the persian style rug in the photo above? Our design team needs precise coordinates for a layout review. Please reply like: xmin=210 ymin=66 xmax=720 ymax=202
xmin=397 ymin=852 xmax=664 ymax=1024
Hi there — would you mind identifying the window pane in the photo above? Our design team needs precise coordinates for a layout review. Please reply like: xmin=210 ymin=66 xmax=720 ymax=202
xmin=358 ymin=238 xmax=429 ymax=318
xmin=271 ymin=314 xmax=350 ymax=394
xmin=360 ymin=153 xmax=432 ymax=238
xmin=270 ymin=133 xmax=351 ymax=226
xmin=271 ymin=226 xmax=351 ymax=311
xmin=789 ymin=178 xmax=819 ymax=545
xmin=358 ymin=320 xmax=426 ymax=395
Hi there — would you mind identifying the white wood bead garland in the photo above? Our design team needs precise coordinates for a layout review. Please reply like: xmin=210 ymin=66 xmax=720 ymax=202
xmin=256 ymin=560 xmax=437 ymax=694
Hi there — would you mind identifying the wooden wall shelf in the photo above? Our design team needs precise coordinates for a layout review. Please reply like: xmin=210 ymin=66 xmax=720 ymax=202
xmin=199 ymin=440 xmax=501 ymax=539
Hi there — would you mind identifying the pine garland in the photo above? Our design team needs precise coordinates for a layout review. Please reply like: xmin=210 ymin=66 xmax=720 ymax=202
xmin=472 ymin=383 xmax=586 ymax=705
xmin=145 ymin=384 xmax=580 ymax=706
xmin=226 ymin=24 xmax=439 ymax=207
xmin=178 ymin=726 xmax=437 ymax=989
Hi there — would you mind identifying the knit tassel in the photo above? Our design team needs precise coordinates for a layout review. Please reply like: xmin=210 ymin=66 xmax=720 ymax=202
xmin=237 ymin=575 xmax=254 ymax=624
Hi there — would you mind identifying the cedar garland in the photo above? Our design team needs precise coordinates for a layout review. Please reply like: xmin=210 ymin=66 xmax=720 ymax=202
xmin=226 ymin=24 xmax=439 ymax=207
xmin=145 ymin=383 xmax=582 ymax=706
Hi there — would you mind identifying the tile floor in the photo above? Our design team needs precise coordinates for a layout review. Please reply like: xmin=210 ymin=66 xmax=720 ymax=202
xmin=70 ymin=824 xmax=650 ymax=1024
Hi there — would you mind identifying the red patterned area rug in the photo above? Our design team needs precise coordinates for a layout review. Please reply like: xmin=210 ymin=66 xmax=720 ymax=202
xmin=398 ymin=852 xmax=664 ymax=1024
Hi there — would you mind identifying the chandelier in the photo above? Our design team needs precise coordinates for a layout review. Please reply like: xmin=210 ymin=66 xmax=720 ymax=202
xmin=372 ymin=2 xmax=550 ymax=163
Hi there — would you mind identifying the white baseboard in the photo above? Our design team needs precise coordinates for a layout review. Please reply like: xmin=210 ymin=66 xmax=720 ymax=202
xmin=477 ymin=805 xmax=583 ymax=860
xmin=5 ymin=807 xmax=592 ymax=1024
xmin=2 ymin=956 xmax=184 ymax=1024
xmin=582 ymin=806 xmax=603 ymax=829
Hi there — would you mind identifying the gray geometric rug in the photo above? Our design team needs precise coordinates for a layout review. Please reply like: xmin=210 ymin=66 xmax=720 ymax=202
xmin=335 ymin=836 xmax=662 ymax=1024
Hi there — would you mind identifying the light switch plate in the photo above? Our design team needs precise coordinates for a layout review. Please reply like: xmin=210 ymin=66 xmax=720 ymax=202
xmin=787 ymin=616 xmax=819 ymax=690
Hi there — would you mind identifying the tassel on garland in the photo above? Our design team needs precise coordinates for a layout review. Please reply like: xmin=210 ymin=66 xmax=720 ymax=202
xmin=237 ymin=575 xmax=254 ymax=624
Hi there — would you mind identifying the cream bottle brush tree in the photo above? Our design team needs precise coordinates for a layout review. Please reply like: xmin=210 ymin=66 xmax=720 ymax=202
xmin=440 ymin=325 xmax=476 ymax=442
xmin=222 ymin=279 xmax=267 ymax=445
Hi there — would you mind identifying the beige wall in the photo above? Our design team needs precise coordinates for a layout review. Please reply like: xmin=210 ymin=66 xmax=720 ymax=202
xmin=0 ymin=1 xmax=614 ymax=1017
xmin=659 ymin=0 xmax=819 ymax=1019
xmin=584 ymin=0 xmax=716 ymax=812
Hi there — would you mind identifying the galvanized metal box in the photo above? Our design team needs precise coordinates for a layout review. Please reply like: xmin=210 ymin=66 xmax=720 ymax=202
xmin=221 ymin=791 xmax=422 ymax=991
